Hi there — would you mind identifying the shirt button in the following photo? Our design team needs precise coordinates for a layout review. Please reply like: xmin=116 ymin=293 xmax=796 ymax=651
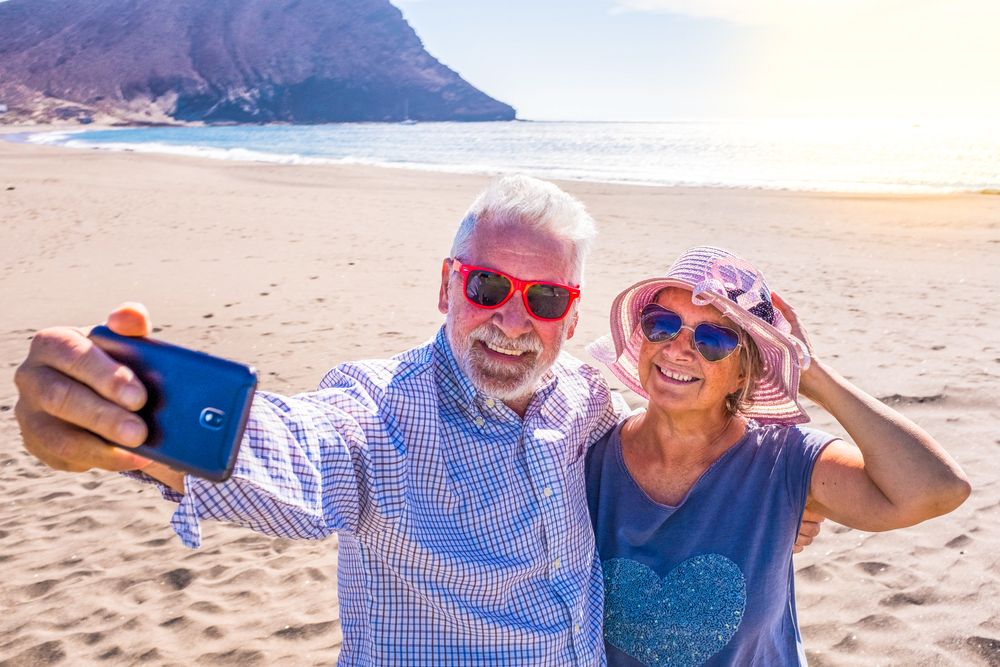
xmin=573 ymin=623 xmax=581 ymax=634
xmin=474 ymin=416 xmax=485 ymax=428
xmin=543 ymin=487 xmax=553 ymax=498
xmin=485 ymin=398 xmax=495 ymax=408
xmin=553 ymin=558 xmax=561 ymax=570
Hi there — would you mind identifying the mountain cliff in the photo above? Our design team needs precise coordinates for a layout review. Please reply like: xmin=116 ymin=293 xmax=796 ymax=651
xmin=0 ymin=0 xmax=516 ymax=124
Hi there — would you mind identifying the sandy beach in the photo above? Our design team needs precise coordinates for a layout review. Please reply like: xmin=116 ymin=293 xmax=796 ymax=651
xmin=1 ymin=132 xmax=998 ymax=666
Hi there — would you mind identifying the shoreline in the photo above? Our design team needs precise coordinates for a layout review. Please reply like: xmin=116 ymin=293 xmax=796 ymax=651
xmin=5 ymin=123 xmax=996 ymax=198
xmin=1 ymin=137 xmax=998 ymax=665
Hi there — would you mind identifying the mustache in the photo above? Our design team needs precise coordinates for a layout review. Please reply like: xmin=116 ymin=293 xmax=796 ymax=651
xmin=470 ymin=324 xmax=543 ymax=354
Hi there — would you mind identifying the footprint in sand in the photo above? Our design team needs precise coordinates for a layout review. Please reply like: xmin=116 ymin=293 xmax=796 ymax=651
xmin=160 ymin=567 xmax=196 ymax=591
xmin=796 ymin=563 xmax=834 ymax=583
xmin=159 ymin=615 xmax=192 ymax=630
xmin=880 ymin=588 xmax=936 ymax=608
xmin=23 ymin=578 xmax=59 ymax=598
xmin=946 ymin=534 xmax=973 ymax=549
xmin=139 ymin=537 xmax=170 ymax=548
xmin=833 ymin=633 xmax=861 ymax=652
xmin=65 ymin=516 xmax=101 ymax=533
xmin=856 ymin=561 xmax=891 ymax=576
xmin=191 ymin=600 xmax=225 ymax=615
xmin=218 ymin=567 xmax=269 ymax=586
xmin=877 ymin=393 xmax=946 ymax=405
xmin=273 ymin=621 xmax=338 ymax=640
xmin=853 ymin=614 xmax=906 ymax=632
xmin=964 ymin=636 xmax=1000 ymax=667
xmin=5 ymin=640 xmax=67 ymax=664
xmin=205 ymin=564 xmax=230 ymax=579
xmin=134 ymin=647 xmax=162 ymax=662
xmin=78 ymin=631 xmax=104 ymax=646
xmin=98 ymin=646 xmax=124 ymax=660
xmin=197 ymin=648 xmax=265 ymax=665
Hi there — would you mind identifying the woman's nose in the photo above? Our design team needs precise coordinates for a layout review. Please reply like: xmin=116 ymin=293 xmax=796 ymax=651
xmin=660 ymin=327 xmax=697 ymax=360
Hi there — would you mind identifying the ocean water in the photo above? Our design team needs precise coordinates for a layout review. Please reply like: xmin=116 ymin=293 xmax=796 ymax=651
xmin=28 ymin=119 xmax=1000 ymax=194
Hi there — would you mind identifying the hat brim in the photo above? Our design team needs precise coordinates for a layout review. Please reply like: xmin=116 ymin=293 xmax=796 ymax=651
xmin=587 ymin=276 xmax=810 ymax=425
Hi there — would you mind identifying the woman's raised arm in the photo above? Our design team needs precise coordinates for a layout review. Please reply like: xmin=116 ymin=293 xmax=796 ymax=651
xmin=772 ymin=293 xmax=971 ymax=532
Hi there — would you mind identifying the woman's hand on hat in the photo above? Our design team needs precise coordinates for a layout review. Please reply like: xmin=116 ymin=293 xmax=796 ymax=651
xmin=770 ymin=292 xmax=821 ymax=398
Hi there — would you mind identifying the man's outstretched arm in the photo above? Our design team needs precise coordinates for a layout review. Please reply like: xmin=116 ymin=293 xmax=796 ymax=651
xmin=14 ymin=303 xmax=392 ymax=548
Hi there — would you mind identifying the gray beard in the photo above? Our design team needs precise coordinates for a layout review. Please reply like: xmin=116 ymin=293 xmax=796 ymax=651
xmin=450 ymin=322 xmax=551 ymax=402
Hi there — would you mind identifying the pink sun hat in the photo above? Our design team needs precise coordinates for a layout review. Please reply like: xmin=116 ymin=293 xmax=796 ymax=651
xmin=588 ymin=245 xmax=811 ymax=425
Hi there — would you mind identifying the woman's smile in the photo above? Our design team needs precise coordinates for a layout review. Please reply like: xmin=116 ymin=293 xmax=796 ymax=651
xmin=653 ymin=362 xmax=700 ymax=384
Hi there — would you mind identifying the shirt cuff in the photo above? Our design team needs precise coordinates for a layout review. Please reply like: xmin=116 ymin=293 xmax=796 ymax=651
xmin=120 ymin=469 xmax=184 ymax=503
xmin=170 ymin=474 xmax=204 ymax=549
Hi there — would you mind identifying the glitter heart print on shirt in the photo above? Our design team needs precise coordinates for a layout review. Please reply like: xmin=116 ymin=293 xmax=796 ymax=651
xmin=602 ymin=555 xmax=746 ymax=667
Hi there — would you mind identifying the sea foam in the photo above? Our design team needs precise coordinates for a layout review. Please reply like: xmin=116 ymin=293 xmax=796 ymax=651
xmin=23 ymin=119 xmax=1000 ymax=194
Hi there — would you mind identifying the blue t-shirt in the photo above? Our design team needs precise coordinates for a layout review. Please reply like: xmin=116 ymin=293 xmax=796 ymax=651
xmin=586 ymin=419 xmax=834 ymax=667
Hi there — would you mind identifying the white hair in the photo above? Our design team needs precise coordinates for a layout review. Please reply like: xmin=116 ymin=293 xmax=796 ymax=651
xmin=450 ymin=175 xmax=597 ymax=283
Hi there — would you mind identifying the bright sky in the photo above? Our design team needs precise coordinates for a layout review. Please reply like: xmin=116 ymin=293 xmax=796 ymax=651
xmin=394 ymin=0 xmax=1000 ymax=121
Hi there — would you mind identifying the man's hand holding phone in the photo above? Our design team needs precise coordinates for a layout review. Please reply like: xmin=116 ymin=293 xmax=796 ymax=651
xmin=15 ymin=303 xmax=156 ymax=473
xmin=14 ymin=303 xmax=255 ymax=491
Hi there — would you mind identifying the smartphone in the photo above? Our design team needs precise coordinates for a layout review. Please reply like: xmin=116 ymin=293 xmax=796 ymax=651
xmin=89 ymin=326 xmax=258 ymax=482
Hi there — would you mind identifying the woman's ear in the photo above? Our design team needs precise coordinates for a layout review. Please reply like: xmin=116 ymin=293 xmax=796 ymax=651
xmin=730 ymin=349 xmax=748 ymax=394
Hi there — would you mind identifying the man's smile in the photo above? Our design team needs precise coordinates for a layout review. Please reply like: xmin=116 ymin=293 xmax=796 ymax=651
xmin=482 ymin=340 xmax=531 ymax=357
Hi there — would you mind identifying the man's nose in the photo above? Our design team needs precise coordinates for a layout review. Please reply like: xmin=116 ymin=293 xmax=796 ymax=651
xmin=491 ymin=291 xmax=534 ymax=338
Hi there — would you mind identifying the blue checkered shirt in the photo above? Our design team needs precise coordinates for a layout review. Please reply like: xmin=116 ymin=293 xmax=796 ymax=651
xmin=150 ymin=327 xmax=624 ymax=665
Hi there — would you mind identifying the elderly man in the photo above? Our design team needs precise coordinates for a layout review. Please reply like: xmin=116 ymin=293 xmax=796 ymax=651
xmin=15 ymin=175 xmax=821 ymax=665
xmin=16 ymin=175 xmax=623 ymax=665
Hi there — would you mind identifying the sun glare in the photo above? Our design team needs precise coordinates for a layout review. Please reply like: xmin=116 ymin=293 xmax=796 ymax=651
xmin=745 ymin=1 xmax=1000 ymax=118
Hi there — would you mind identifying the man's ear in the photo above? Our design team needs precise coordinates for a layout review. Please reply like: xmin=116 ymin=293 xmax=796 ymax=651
xmin=438 ymin=259 xmax=451 ymax=314
xmin=565 ymin=310 xmax=580 ymax=340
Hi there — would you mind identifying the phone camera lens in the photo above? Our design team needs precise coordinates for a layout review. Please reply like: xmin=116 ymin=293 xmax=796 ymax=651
xmin=199 ymin=407 xmax=226 ymax=431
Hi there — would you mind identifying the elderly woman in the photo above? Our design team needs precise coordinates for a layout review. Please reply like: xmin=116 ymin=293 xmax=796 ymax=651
xmin=586 ymin=246 xmax=970 ymax=666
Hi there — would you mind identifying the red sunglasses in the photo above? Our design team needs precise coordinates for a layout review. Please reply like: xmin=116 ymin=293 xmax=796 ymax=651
xmin=451 ymin=259 xmax=581 ymax=321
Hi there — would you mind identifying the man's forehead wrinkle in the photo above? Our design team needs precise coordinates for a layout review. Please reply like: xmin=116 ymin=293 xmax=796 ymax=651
xmin=473 ymin=251 xmax=573 ymax=284
xmin=467 ymin=226 xmax=574 ymax=283
xmin=481 ymin=246 xmax=552 ymax=264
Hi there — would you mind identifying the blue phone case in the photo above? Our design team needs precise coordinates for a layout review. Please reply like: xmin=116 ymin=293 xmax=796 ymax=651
xmin=89 ymin=326 xmax=257 ymax=482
